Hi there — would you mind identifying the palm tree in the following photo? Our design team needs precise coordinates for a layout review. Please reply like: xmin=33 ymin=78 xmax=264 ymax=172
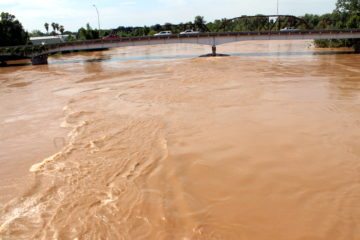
xmin=44 ymin=23 xmax=49 ymax=34
xmin=59 ymin=25 xmax=65 ymax=35
xmin=51 ymin=22 xmax=56 ymax=34
xmin=54 ymin=23 xmax=60 ymax=33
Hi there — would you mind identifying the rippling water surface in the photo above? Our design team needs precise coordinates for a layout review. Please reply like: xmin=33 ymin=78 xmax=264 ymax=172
xmin=0 ymin=41 xmax=360 ymax=240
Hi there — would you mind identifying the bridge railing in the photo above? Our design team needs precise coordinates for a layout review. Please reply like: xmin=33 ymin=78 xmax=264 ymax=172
xmin=48 ymin=29 xmax=360 ymax=49
xmin=0 ymin=45 xmax=49 ymax=57
xmin=1 ymin=29 xmax=360 ymax=56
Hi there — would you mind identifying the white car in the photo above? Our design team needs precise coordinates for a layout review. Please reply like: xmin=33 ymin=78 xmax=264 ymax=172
xmin=154 ymin=31 xmax=172 ymax=36
xmin=180 ymin=30 xmax=200 ymax=35
xmin=280 ymin=27 xmax=300 ymax=32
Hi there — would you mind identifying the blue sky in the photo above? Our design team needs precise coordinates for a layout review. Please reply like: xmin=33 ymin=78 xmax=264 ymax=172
xmin=1 ymin=0 xmax=337 ymax=32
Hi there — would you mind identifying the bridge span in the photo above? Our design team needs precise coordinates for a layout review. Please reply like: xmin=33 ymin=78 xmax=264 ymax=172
xmin=1 ymin=29 xmax=360 ymax=65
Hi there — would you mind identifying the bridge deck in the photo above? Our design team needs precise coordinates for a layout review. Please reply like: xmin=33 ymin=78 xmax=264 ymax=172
xmin=48 ymin=29 xmax=360 ymax=56
xmin=1 ymin=29 xmax=360 ymax=60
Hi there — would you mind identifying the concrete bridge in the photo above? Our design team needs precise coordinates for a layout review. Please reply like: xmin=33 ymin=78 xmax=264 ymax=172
xmin=1 ymin=29 xmax=360 ymax=65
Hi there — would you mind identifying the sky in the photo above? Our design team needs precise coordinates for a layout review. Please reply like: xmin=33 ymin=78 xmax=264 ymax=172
xmin=0 ymin=0 xmax=338 ymax=32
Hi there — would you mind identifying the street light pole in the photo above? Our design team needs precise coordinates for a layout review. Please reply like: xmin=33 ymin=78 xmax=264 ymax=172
xmin=93 ymin=4 xmax=101 ymax=37
xmin=277 ymin=0 xmax=280 ymax=31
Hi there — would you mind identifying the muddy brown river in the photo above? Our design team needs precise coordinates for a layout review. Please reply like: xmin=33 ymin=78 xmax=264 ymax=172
xmin=0 ymin=41 xmax=360 ymax=239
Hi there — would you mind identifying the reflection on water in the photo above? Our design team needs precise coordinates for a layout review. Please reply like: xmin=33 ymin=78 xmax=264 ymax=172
xmin=48 ymin=44 xmax=356 ymax=66
xmin=2 ymin=44 xmax=356 ymax=70
xmin=0 ymin=40 xmax=360 ymax=240
xmin=51 ymin=50 xmax=357 ymax=66
xmin=2 ymin=41 xmax=357 ymax=68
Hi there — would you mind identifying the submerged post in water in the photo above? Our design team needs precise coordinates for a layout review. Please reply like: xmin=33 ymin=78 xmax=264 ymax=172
xmin=212 ymin=45 xmax=217 ymax=56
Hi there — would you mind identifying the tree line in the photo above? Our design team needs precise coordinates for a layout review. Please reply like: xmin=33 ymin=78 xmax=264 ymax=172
xmin=305 ymin=0 xmax=360 ymax=49
xmin=0 ymin=12 xmax=28 ymax=46
xmin=45 ymin=22 xmax=65 ymax=35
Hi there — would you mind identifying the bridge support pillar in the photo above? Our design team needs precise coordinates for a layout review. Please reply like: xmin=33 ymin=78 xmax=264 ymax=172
xmin=212 ymin=45 xmax=217 ymax=56
xmin=31 ymin=54 xmax=48 ymax=65
xmin=200 ymin=45 xmax=228 ymax=57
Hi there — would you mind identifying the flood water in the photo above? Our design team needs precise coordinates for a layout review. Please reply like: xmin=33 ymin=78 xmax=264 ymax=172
xmin=0 ymin=41 xmax=360 ymax=240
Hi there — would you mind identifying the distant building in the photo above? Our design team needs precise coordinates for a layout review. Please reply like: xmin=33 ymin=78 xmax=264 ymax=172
xmin=30 ymin=35 xmax=69 ymax=45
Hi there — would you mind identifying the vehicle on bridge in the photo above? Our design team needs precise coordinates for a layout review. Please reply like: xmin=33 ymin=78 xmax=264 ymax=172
xmin=180 ymin=29 xmax=200 ymax=35
xmin=154 ymin=31 xmax=173 ymax=36
xmin=280 ymin=27 xmax=300 ymax=32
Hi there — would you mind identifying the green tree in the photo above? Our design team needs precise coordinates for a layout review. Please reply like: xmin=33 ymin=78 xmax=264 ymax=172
xmin=51 ymin=22 xmax=56 ymax=31
xmin=148 ymin=30 xmax=157 ymax=36
xmin=86 ymin=23 xmax=92 ymax=31
xmin=0 ymin=12 xmax=29 ymax=46
xmin=77 ymin=27 xmax=87 ymax=40
xmin=164 ymin=22 xmax=172 ymax=31
xmin=44 ymin=22 xmax=49 ymax=34
xmin=51 ymin=22 xmax=56 ymax=35
xmin=77 ymin=23 xmax=99 ymax=40
xmin=59 ymin=25 xmax=65 ymax=35
xmin=153 ymin=24 xmax=162 ymax=32
xmin=312 ymin=0 xmax=360 ymax=50
xmin=66 ymin=34 xmax=76 ymax=42
xmin=336 ymin=0 xmax=360 ymax=13
xmin=194 ymin=16 xmax=206 ymax=31
xmin=143 ymin=26 xmax=150 ymax=35
xmin=54 ymin=23 xmax=60 ymax=33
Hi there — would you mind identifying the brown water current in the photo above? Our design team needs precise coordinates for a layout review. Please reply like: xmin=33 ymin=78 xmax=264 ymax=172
xmin=0 ymin=41 xmax=360 ymax=239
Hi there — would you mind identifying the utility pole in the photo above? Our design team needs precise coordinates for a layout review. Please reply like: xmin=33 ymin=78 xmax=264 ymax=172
xmin=93 ymin=4 xmax=101 ymax=37
xmin=277 ymin=0 xmax=280 ymax=31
